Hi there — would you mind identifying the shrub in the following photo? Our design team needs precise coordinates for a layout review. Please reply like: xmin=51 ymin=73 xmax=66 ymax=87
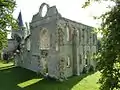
xmin=82 ymin=65 xmax=87 ymax=74
xmin=89 ymin=65 xmax=94 ymax=72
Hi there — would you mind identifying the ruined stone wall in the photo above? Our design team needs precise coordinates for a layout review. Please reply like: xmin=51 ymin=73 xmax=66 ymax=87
xmin=56 ymin=19 xmax=73 ymax=77
xmin=15 ymin=3 xmax=97 ymax=79
xmin=57 ymin=17 xmax=97 ymax=75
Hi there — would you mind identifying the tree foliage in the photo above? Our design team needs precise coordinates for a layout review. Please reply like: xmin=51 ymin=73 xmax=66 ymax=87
xmin=84 ymin=0 xmax=120 ymax=90
xmin=0 ymin=0 xmax=17 ymax=52
xmin=0 ymin=31 xmax=7 ymax=51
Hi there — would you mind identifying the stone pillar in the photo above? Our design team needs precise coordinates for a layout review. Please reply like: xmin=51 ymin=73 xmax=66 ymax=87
xmin=76 ymin=30 xmax=80 ymax=75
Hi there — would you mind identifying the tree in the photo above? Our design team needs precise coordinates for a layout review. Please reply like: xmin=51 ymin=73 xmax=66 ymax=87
xmin=83 ymin=0 xmax=120 ymax=90
xmin=0 ymin=0 xmax=17 ymax=52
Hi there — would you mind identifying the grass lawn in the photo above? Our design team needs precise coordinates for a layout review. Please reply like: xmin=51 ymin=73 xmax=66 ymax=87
xmin=0 ymin=61 xmax=101 ymax=90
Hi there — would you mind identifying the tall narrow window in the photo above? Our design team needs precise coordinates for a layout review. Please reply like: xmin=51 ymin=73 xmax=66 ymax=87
xmin=67 ymin=56 xmax=71 ymax=67
xmin=87 ymin=30 xmax=89 ymax=44
xmin=58 ymin=26 xmax=64 ymax=46
xmin=93 ymin=34 xmax=95 ymax=45
xmin=86 ymin=58 xmax=88 ymax=65
xmin=66 ymin=27 xmax=70 ymax=41
xmin=82 ymin=29 xmax=84 ymax=38
xmin=79 ymin=54 xmax=82 ymax=64
xmin=56 ymin=43 xmax=59 ymax=51
xmin=40 ymin=28 xmax=50 ymax=49
xmin=90 ymin=32 xmax=92 ymax=45
xmin=86 ymin=51 xmax=90 ymax=65
xmin=82 ymin=29 xmax=84 ymax=44
xmin=27 ymin=38 xmax=30 ymax=51
xmin=79 ymin=30 xmax=81 ymax=45
xmin=50 ymin=34 xmax=52 ymax=47
xmin=94 ymin=34 xmax=97 ymax=45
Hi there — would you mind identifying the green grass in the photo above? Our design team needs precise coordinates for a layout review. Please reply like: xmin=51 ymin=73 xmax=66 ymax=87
xmin=0 ymin=61 xmax=101 ymax=90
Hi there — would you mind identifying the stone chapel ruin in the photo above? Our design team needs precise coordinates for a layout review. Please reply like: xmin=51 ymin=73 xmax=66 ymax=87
xmin=3 ymin=3 xmax=97 ymax=81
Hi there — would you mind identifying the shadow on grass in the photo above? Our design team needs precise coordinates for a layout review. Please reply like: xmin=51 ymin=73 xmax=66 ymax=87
xmin=0 ymin=63 xmax=94 ymax=90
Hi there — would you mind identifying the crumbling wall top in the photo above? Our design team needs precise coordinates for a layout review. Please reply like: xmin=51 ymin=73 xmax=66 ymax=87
xmin=31 ymin=3 xmax=61 ymax=23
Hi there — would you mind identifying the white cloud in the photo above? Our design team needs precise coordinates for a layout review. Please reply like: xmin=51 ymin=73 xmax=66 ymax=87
xmin=13 ymin=0 xmax=111 ymax=27
xmin=8 ymin=0 xmax=113 ymax=39
xmin=13 ymin=0 xmax=115 ymax=28
xmin=14 ymin=0 xmax=112 ymax=26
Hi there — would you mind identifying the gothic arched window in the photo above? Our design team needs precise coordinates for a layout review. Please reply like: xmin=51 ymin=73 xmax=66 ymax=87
xmin=40 ymin=28 xmax=50 ymax=49
xmin=66 ymin=26 xmax=70 ymax=41
xmin=67 ymin=56 xmax=71 ymax=67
